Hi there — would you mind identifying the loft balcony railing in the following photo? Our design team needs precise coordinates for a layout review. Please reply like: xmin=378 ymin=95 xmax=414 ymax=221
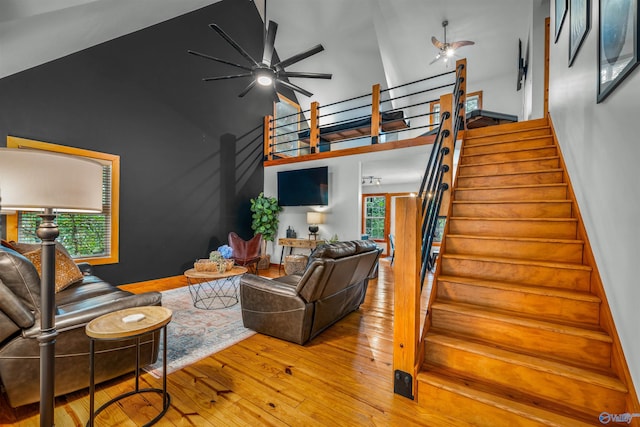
xmin=263 ymin=68 xmax=460 ymax=161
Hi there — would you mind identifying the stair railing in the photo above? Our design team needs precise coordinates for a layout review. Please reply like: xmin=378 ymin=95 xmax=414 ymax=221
xmin=392 ymin=58 xmax=466 ymax=401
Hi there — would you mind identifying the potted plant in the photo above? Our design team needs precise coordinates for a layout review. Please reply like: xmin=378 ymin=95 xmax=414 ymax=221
xmin=250 ymin=192 xmax=282 ymax=268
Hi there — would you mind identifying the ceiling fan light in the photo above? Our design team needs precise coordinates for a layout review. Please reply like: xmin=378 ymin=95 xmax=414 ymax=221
xmin=445 ymin=47 xmax=455 ymax=57
xmin=256 ymin=74 xmax=273 ymax=86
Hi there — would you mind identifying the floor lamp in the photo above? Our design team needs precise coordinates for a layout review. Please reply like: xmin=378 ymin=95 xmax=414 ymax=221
xmin=0 ymin=148 xmax=102 ymax=427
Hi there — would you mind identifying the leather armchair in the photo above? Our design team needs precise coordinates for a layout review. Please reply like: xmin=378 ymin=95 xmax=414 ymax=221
xmin=240 ymin=240 xmax=381 ymax=344
xmin=0 ymin=246 xmax=162 ymax=408
xmin=228 ymin=232 xmax=262 ymax=273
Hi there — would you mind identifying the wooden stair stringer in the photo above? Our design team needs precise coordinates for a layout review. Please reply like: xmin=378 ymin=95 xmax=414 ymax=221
xmin=413 ymin=117 xmax=637 ymax=425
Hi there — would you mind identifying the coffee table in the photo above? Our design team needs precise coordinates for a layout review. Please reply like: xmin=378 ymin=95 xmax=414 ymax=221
xmin=184 ymin=266 xmax=248 ymax=310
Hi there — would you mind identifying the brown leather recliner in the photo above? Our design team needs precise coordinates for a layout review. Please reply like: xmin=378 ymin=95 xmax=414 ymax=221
xmin=239 ymin=240 xmax=382 ymax=344
xmin=0 ymin=246 xmax=162 ymax=408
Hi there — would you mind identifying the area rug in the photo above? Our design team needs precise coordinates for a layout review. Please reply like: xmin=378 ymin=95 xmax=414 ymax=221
xmin=143 ymin=279 xmax=255 ymax=378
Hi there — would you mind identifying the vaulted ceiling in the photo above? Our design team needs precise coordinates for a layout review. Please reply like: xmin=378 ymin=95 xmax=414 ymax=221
xmin=0 ymin=0 xmax=542 ymax=185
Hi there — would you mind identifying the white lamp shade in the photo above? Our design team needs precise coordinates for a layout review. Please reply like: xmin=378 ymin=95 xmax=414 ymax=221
xmin=0 ymin=148 xmax=103 ymax=212
xmin=307 ymin=211 xmax=324 ymax=225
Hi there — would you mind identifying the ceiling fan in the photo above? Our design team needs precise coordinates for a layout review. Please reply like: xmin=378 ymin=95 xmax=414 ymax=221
xmin=188 ymin=20 xmax=332 ymax=101
xmin=429 ymin=20 xmax=475 ymax=66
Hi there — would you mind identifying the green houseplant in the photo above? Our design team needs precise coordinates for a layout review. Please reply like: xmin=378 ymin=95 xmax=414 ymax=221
xmin=250 ymin=193 xmax=282 ymax=268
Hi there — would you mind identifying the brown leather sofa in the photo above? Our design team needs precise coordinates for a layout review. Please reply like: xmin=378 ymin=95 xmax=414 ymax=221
xmin=239 ymin=240 xmax=382 ymax=344
xmin=0 ymin=245 xmax=162 ymax=408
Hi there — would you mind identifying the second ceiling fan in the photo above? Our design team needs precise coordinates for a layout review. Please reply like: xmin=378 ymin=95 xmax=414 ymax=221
xmin=430 ymin=20 xmax=475 ymax=66
xmin=188 ymin=20 xmax=332 ymax=101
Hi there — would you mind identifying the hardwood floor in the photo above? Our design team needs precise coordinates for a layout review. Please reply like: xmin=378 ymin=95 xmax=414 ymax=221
xmin=0 ymin=258 xmax=460 ymax=426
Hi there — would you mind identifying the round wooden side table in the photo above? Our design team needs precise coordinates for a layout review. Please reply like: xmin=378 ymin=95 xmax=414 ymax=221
xmin=85 ymin=306 xmax=172 ymax=426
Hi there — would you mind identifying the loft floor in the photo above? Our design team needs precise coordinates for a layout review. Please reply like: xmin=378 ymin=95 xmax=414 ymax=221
xmin=0 ymin=259 xmax=454 ymax=426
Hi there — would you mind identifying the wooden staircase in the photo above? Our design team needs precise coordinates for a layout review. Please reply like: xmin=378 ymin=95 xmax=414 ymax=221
xmin=416 ymin=118 xmax=631 ymax=426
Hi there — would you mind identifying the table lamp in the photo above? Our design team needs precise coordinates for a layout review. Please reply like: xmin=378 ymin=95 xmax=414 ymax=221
xmin=306 ymin=211 xmax=324 ymax=240
xmin=0 ymin=148 xmax=102 ymax=427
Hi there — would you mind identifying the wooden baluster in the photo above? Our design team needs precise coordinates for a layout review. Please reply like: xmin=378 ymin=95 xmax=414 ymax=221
xmin=371 ymin=83 xmax=381 ymax=144
xmin=392 ymin=196 xmax=421 ymax=400
xmin=264 ymin=115 xmax=273 ymax=161
xmin=456 ymin=58 xmax=467 ymax=132
xmin=310 ymin=101 xmax=320 ymax=153
xmin=437 ymin=93 xmax=454 ymax=217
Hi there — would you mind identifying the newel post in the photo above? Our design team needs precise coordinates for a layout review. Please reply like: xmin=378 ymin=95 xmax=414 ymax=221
xmin=371 ymin=83 xmax=381 ymax=144
xmin=310 ymin=101 xmax=320 ymax=153
xmin=392 ymin=196 xmax=422 ymax=400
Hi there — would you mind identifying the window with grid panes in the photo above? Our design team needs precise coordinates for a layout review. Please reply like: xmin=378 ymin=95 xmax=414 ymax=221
xmin=364 ymin=196 xmax=386 ymax=240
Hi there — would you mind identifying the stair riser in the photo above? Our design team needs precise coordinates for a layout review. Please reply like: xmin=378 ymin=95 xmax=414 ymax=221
xmin=457 ymin=171 xmax=563 ymax=188
xmin=440 ymin=257 xmax=591 ymax=290
xmin=463 ymin=138 xmax=555 ymax=156
xmin=465 ymin=129 xmax=551 ymax=146
xmin=430 ymin=309 xmax=611 ymax=367
xmin=424 ymin=340 xmax=626 ymax=415
xmin=460 ymin=147 xmax=558 ymax=165
xmin=437 ymin=280 xmax=600 ymax=325
xmin=445 ymin=236 xmax=583 ymax=263
xmin=418 ymin=380 xmax=557 ymax=427
xmin=448 ymin=219 xmax=578 ymax=239
xmin=459 ymin=158 xmax=560 ymax=176
xmin=455 ymin=185 xmax=568 ymax=202
xmin=452 ymin=202 xmax=572 ymax=219
xmin=466 ymin=119 xmax=549 ymax=137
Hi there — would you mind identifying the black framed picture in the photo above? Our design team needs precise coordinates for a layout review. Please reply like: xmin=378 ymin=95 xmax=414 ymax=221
xmin=598 ymin=0 xmax=639 ymax=102
xmin=555 ymin=0 xmax=568 ymax=42
xmin=569 ymin=0 xmax=591 ymax=66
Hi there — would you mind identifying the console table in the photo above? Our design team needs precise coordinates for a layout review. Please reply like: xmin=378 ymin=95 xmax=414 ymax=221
xmin=278 ymin=238 xmax=325 ymax=273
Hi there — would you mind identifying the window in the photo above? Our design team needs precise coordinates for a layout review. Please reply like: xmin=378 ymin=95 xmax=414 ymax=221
xmin=363 ymin=195 xmax=387 ymax=240
xmin=430 ymin=90 xmax=483 ymax=125
xmin=6 ymin=136 xmax=119 ymax=265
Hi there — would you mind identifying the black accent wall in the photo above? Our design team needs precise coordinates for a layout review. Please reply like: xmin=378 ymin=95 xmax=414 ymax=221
xmin=0 ymin=0 xmax=275 ymax=284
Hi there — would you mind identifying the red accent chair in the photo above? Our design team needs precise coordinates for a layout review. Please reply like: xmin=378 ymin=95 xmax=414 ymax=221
xmin=228 ymin=232 xmax=262 ymax=274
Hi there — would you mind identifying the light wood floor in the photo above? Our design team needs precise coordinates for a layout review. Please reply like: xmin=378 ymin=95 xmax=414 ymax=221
xmin=0 ymin=258 xmax=458 ymax=426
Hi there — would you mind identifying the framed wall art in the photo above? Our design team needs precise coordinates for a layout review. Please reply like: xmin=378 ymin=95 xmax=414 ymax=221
xmin=598 ymin=0 xmax=639 ymax=102
xmin=569 ymin=0 xmax=591 ymax=65
xmin=556 ymin=0 xmax=568 ymax=42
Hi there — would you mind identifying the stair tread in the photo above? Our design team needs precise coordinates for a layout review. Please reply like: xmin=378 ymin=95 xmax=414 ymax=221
xmin=465 ymin=126 xmax=551 ymax=141
xmin=458 ymin=168 xmax=563 ymax=179
xmin=431 ymin=301 xmax=611 ymax=342
xmin=437 ymin=274 xmax=600 ymax=302
xmin=447 ymin=234 xmax=584 ymax=245
xmin=462 ymin=145 xmax=556 ymax=159
xmin=442 ymin=253 xmax=592 ymax=271
xmin=458 ymin=156 xmax=560 ymax=168
xmin=456 ymin=183 xmax=568 ymax=191
xmin=425 ymin=332 xmax=627 ymax=392
xmin=418 ymin=366 xmax=601 ymax=426
xmin=449 ymin=216 xmax=578 ymax=223
xmin=453 ymin=199 xmax=571 ymax=204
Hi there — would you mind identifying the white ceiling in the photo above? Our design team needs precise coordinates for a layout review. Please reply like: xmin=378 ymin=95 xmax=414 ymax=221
xmin=0 ymin=0 xmax=541 ymax=186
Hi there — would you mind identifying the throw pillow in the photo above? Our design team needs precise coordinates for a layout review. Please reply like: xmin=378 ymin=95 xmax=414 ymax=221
xmin=23 ymin=247 xmax=84 ymax=293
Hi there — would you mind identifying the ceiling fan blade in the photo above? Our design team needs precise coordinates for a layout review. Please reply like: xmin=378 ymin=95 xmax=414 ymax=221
xmin=238 ymin=80 xmax=257 ymax=97
xmin=271 ymin=88 xmax=281 ymax=104
xmin=276 ymin=79 xmax=313 ymax=97
xmin=431 ymin=36 xmax=445 ymax=49
xmin=187 ymin=50 xmax=253 ymax=71
xmin=429 ymin=53 xmax=442 ymax=65
xmin=209 ymin=23 xmax=260 ymax=67
xmin=281 ymin=72 xmax=332 ymax=79
xmin=275 ymin=44 xmax=324 ymax=69
xmin=203 ymin=73 xmax=253 ymax=81
xmin=262 ymin=20 xmax=278 ymax=67
xmin=450 ymin=40 xmax=475 ymax=49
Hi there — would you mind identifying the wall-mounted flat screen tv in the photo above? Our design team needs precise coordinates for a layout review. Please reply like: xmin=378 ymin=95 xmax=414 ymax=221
xmin=277 ymin=166 xmax=328 ymax=206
